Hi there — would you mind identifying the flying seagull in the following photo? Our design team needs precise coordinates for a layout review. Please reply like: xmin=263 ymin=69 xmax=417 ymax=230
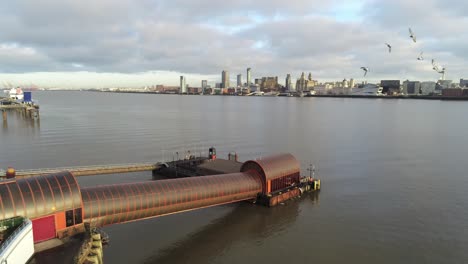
xmin=360 ymin=67 xmax=369 ymax=77
xmin=417 ymin=52 xmax=424 ymax=61
xmin=385 ymin=43 xmax=392 ymax=53
xmin=437 ymin=67 xmax=446 ymax=74
xmin=432 ymin=59 xmax=440 ymax=71
xmin=409 ymin=27 xmax=417 ymax=43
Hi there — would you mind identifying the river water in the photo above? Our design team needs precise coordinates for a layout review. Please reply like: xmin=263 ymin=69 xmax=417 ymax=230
xmin=1 ymin=91 xmax=468 ymax=263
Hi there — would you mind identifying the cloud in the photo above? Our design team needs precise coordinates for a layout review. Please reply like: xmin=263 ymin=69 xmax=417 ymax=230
xmin=0 ymin=0 xmax=467 ymax=87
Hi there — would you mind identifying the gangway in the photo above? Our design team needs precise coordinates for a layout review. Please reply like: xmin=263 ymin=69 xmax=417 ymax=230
xmin=0 ymin=162 xmax=161 ymax=178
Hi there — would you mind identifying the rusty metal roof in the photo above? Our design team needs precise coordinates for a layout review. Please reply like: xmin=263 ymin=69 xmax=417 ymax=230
xmin=81 ymin=171 xmax=262 ymax=227
xmin=240 ymin=153 xmax=300 ymax=193
xmin=0 ymin=172 xmax=82 ymax=220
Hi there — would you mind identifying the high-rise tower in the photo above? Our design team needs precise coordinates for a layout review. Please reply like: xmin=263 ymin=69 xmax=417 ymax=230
xmin=222 ymin=70 xmax=230 ymax=88
xmin=237 ymin=74 xmax=242 ymax=87
xmin=286 ymin=74 xmax=291 ymax=90
xmin=246 ymin=68 xmax=252 ymax=86
xmin=180 ymin=76 xmax=186 ymax=94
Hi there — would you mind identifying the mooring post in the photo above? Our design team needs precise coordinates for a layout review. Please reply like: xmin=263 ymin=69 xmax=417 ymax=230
xmin=2 ymin=110 xmax=6 ymax=123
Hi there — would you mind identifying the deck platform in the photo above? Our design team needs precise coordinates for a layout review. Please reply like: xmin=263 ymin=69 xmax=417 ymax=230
xmin=197 ymin=159 xmax=242 ymax=175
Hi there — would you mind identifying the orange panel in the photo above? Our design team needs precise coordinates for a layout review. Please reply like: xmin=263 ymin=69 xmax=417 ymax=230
xmin=267 ymin=180 xmax=271 ymax=193
xmin=55 ymin=211 xmax=66 ymax=230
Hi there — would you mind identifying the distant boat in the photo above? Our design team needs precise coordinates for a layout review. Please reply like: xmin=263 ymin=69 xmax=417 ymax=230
xmin=263 ymin=92 xmax=279 ymax=97
xmin=247 ymin=91 xmax=264 ymax=96
xmin=352 ymin=85 xmax=384 ymax=96
xmin=8 ymin=88 xmax=24 ymax=100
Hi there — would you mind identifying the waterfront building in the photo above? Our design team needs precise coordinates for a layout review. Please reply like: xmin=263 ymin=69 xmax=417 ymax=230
xmin=289 ymin=81 xmax=296 ymax=91
xmin=250 ymin=84 xmax=260 ymax=92
xmin=314 ymin=84 xmax=333 ymax=95
xmin=402 ymin=81 xmax=421 ymax=95
xmin=349 ymin=78 xmax=355 ymax=88
xmin=420 ymin=82 xmax=436 ymax=95
xmin=442 ymin=88 xmax=463 ymax=97
xmin=286 ymin=74 xmax=292 ymax=91
xmin=222 ymin=70 xmax=230 ymax=88
xmin=237 ymin=74 xmax=242 ymax=87
xmin=342 ymin=79 xmax=349 ymax=88
xmin=296 ymin=72 xmax=307 ymax=92
xmin=460 ymin=79 xmax=468 ymax=87
xmin=180 ymin=76 xmax=187 ymax=94
xmin=201 ymin=80 xmax=208 ymax=94
xmin=380 ymin=80 xmax=400 ymax=95
xmin=437 ymin=80 xmax=452 ymax=90
xmin=246 ymin=68 xmax=252 ymax=86
xmin=259 ymin=77 xmax=280 ymax=91
xmin=296 ymin=72 xmax=317 ymax=92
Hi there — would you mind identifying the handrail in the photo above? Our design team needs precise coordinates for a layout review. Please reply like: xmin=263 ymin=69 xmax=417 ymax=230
xmin=0 ymin=162 xmax=161 ymax=178
xmin=0 ymin=156 xmax=208 ymax=177
xmin=0 ymin=219 xmax=32 ymax=254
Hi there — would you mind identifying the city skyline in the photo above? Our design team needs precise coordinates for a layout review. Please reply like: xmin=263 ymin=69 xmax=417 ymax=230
xmin=1 ymin=0 xmax=468 ymax=88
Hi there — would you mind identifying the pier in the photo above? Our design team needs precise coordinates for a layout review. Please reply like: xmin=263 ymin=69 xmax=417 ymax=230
xmin=1 ymin=97 xmax=40 ymax=124
xmin=1 ymin=162 xmax=162 ymax=178
xmin=0 ymin=150 xmax=321 ymax=262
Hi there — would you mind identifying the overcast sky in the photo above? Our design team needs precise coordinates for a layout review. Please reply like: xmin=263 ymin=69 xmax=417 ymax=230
xmin=0 ymin=0 xmax=467 ymax=88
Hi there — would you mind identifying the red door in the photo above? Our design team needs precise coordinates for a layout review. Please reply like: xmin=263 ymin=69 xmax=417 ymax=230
xmin=32 ymin=215 xmax=56 ymax=243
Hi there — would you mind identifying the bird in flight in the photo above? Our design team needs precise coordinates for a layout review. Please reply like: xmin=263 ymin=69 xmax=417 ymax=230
xmin=417 ymin=52 xmax=424 ymax=61
xmin=385 ymin=43 xmax=392 ymax=53
xmin=360 ymin=67 xmax=369 ymax=77
xmin=409 ymin=28 xmax=417 ymax=43
xmin=432 ymin=59 xmax=440 ymax=71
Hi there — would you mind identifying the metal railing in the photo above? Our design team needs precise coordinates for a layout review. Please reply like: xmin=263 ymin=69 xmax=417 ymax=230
xmin=0 ymin=218 xmax=32 ymax=254
xmin=0 ymin=162 xmax=160 ymax=177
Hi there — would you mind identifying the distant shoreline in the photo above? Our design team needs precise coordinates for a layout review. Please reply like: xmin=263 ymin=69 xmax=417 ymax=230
xmin=38 ymin=90 xmax=468 ymax=101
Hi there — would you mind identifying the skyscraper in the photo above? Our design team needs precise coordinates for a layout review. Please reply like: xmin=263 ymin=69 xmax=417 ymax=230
xmin=180 ymin=76 xmax=186 ymax=94
xmin=201 ymin=80 xmax=208 ymax=94
xmin=237 ymin=74 xmax=242 ymax=87
xmin=222 ymin=70 xmax=230 ymax=88
xmin=286 ymin=74 xmax=291 ymax=90
xmin=246 ymin=68 xmax=252 ymax=86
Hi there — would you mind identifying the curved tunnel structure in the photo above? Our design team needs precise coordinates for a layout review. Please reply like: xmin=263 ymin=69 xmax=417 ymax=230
xmin=81 ymin=171 xmax=262 ymax=227
xmin=0 ymin=153 xmax=301 ymax=243
xmin=241 ymin=153 xmax=300 ymax=194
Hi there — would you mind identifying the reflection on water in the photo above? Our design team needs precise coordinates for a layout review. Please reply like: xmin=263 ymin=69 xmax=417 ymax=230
xmin=0 ymin=110 xmax=41 ymax=135
xmin=146 ymin=192 xmax=319 ymax=264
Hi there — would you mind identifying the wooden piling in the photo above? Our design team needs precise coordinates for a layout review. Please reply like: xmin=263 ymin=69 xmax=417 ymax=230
xmin=2 ymin=110 xmax=6 ymax=122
